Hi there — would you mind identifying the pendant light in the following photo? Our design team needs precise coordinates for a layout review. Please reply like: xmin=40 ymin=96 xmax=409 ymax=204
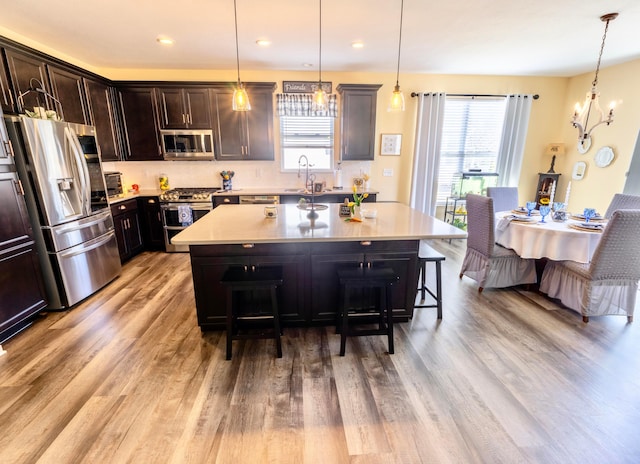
xmin=388 ymin=0 xmax=405 ymax=112
xmin=312 ymin=0 xmax=327 ymax=111
xmin=232 ymin=0 xmax=251 ymax=111
xmin=571 ymin=12 xmax=618 ymax=153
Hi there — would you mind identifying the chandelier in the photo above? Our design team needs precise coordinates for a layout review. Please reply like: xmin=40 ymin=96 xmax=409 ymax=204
xmin=571 ymin=12 xmax=618 ymax=153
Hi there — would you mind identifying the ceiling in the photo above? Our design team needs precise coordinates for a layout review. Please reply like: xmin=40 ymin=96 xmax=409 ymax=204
xmin=1 ymin=0 xmax=640 ymax=77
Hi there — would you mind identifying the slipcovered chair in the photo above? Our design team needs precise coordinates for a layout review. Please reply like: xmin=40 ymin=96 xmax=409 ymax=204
xmin=459 ymin=194 xmax=537 ymax=292
xmin=539 ymin=209 xmax=640 ymax=323
xmin=604 ymin=193 xmax=640 ymax=219
xmin=486 ymin=187 xmax=519 ymax=213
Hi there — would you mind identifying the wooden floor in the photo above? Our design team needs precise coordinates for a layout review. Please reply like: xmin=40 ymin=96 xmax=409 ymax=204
xmin=1 ymin=240 xmax=639 ymax=463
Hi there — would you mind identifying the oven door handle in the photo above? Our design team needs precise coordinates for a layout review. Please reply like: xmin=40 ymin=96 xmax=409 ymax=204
xmin=161 ymin=204 xmax=213 ymax=211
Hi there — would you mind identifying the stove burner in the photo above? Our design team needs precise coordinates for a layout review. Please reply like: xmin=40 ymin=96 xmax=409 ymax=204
xmin=159 ymin=187 xmax=217 ymax=202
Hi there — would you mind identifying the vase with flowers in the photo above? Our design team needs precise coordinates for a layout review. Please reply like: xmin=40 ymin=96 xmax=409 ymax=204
xmin=220 ymin=170 xmax=234 ymax=190
xmin=349 ymin=185 xmax=369 ymax=219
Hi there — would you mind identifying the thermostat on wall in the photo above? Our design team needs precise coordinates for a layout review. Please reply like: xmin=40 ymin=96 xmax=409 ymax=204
xmin=572 ymin=161 xmax=587 ymax=180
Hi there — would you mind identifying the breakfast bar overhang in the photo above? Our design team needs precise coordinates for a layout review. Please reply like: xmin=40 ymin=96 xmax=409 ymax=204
xmin=172 ymin=203 xmax=467 ymax=329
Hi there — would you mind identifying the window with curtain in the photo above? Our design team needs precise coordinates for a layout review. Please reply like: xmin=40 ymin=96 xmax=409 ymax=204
xmin=437 ymin=96 xmax=507 ymax=204
xmin=280 ymin=116 xmax=334 ymax=171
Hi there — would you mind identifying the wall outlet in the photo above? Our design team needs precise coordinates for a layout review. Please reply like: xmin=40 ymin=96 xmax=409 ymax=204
xmin=383 ymin=168 xmax=393 ymax=177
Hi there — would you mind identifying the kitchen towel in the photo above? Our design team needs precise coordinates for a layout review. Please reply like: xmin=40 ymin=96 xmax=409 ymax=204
xmin=178 ymin=205 xmax=193 ymax=226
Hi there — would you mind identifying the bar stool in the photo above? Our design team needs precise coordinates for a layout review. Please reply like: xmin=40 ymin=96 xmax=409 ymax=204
xmin=337 ymin=266 xmax=399 ymax=356
xmin=220 ymin=265 xmax=283 ymax=360
xmin=415 ymin=241 xmax=446 ymax=319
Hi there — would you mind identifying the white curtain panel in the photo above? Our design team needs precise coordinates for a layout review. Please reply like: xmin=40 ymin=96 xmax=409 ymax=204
xmin=496 ymin=94 xmax=533 ymax=187
xmin=410 ymin=92 xmax=446 ymax=216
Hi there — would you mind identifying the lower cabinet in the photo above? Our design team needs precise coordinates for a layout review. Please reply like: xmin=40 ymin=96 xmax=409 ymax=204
xmin=138 ymin=196 xmax=164 ymax=250
xmin=190 ymin=243 xmax=308 ymax=329
xmin=188 ymin=239 xmax=418 ymax=330
xmin=111 ymin=199 xmax=144 ymax=262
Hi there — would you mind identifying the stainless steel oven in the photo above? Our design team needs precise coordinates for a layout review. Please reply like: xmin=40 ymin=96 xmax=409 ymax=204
xmin=159 ymin=188 xmax=216 ymax=252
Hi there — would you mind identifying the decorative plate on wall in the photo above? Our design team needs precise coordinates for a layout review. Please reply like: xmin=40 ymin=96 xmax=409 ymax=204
xmin=594 ymin=146 xmax=614 ymax=167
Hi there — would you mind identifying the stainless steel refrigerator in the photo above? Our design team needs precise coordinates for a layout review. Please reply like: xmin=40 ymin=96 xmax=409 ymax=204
xmin=4 ymin=115 xmax=121 ymax=309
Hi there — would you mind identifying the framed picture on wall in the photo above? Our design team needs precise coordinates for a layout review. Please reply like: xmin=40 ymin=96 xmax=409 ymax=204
xmin=381 ymin=134 xmax=402 ymax=155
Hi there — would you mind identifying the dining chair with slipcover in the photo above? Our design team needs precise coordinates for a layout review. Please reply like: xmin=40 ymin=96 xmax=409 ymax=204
xmin=486 ymin=187 xmax=519 ymax=213
xmin=604 ymin=193 xmax=640 ymax=219
xmin=539 ymin=209 xmax=640 ymax=322
xmin=459 ymin=194 xmax=537 ymax=292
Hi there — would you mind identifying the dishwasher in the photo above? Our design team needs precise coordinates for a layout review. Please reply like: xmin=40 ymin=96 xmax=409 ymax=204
xmin=238 ymin=195 xmax=280 ymax=204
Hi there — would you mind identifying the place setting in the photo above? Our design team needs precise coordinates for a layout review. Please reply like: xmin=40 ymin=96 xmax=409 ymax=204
xmin=568 ymin=208 xmax=606 ymax=233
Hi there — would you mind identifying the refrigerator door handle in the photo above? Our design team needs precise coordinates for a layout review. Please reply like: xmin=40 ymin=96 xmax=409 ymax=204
xmin=65 ymin=126 xmax=91 ymax=216
xmin=58 ymin=231 xmax=115 ymax=259
xmin=53 ymin=210 xmax=112 ymax=235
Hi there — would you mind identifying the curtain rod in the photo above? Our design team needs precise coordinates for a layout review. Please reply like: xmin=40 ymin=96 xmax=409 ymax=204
xmin=410 ymin=92 xmax=539 ymax=99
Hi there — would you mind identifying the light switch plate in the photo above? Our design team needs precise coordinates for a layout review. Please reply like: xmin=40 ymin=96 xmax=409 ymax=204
xmin=383 ymin=168 xmax=393 ymax=177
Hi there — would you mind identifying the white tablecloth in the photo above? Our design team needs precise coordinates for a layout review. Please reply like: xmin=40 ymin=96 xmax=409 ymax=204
xmin=495 ymin=212 xmax=604 ymax=263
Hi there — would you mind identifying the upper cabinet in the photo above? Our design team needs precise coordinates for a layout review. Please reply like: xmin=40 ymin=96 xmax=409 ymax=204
xmin=0 ymin=49 xmax=14 ymax=113
xmin=118 ymin=86 xmax=162 ymax=161
xmin=4 ymin=48 xmax=88 ymax=124
xmin=47 ymin=65 xmax=89 ymax=124
xmin=85 ymin=79 xmax=121 ymax=161
xmin=212 ymin=83 xmax=276 ymax=161
xmin=4 ymin=49 xmax=51 ymax=113
xmin=157 ymin=87 xmax=212 ymax=129
xmin=337 ymin=84 xmax=381 ymax=161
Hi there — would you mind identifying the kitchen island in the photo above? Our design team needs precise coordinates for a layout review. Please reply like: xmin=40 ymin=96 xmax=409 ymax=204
xmin=172 ymin=203 xmax=466 ymax=329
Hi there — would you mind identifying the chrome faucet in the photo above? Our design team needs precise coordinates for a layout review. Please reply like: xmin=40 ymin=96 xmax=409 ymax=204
xmin=297 ymin=155 xmax=314 ymax=192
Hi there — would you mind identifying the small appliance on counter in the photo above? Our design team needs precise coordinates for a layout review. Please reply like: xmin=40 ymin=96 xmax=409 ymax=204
xmin=104 ymin=171 xmax=124 ymax=198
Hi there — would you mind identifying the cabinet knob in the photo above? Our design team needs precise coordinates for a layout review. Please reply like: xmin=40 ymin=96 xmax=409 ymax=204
xmin=119 ymin=205 xmax=127 ymax=210
xmin=242 ymin=243 xmax=254 ymax=248
xmin=147 ymin=199 xmax=156 ymax=204
xmin=223 ymin=198 xmax=231 ymax=203
xmin=360 ymin=241 xmax=372 ymax=246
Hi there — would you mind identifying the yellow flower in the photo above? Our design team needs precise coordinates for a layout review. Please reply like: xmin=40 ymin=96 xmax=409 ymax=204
xmin=363 ymin=193 xmax=369 ymax=199
xmin=539 ymin=198 xmax=550 ymax=205
xmin=352 ymin=185 xmax=357 ymax=193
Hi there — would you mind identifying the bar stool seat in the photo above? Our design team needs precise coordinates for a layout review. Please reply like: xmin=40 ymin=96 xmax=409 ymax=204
xmin=337 ymin=266 xmax=399 ymax=356
xmin=415 ymin=241 xmax=446 ymax=319
xmin=220 ymin=265 xmax=283 ymax=360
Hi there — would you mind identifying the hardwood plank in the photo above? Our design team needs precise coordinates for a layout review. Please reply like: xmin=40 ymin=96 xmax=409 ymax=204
xmin=0 ymin=246 xmax=639 ymax=463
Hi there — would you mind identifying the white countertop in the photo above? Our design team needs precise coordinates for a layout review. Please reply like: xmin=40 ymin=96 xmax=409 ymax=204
xmin=172 ymin=203 xmax=467 ymax=245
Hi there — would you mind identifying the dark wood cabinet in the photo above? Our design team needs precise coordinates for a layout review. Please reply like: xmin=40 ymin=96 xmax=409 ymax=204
xmin=118 ymin=87 xmax=162 ymax=160
xmin=535 ymin=172 xmax=561 ymax=209
xmin=4 ymin=49 xmax=51 ymax=113
xmin=0 ymin=169 xmax=47 ymax=342
xmin=309 ymin=241 xmax=417 ymax=323
xmin=0 ymin=49 xmax=14 ymax=113
xmin=111 ymin=199 xmax=144 ymax=262
xmin=47 ymin=65 xmax=88 ymax=124
xmin=337 ymin=84 xmax=381 ymax=161
xmin=190 ymin=243 xmax=308 ymax=329
xmin=212 ymin=84 xmax=275 ymax=161
xmin=85 ymin=79 xmax=121 ymax=161
xmin=138 ymin=196 xmax=165 ymax=251
xmin=157 ymin=87 xmax=212 ymax=129
xmin=213 ymin=195 xmax=240 ymax=208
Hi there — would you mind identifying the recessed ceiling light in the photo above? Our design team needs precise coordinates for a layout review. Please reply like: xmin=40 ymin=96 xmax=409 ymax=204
xmin=256 ymin=39 xmax=271 ymax=47
xmin=156 ymin=36 xmax=174 ymax=46
xmin=352 ymin=41 xmax=364 ymax=49
xmin=303 ymin=63 xmax=314 ymax=68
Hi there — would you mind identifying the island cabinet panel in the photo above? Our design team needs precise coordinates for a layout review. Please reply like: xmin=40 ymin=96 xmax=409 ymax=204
xmin=309 ymin=241 xmax=419 ymax=322
xmin=190 ymin=243 xmax=309 ymax=329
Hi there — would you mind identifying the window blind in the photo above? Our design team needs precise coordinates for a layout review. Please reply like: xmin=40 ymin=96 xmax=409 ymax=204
xmin=280 ymin=116 xmax=334 ymax=170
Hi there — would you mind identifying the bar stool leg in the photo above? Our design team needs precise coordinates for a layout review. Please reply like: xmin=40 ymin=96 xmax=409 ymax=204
xmin=226 ymin=287 xmax=234 ymax=360
xmin=435 ymin=260 xmax=443 ymax=319
xmin=420 ymin=260 xmax=427 ymax=301
xmin=340 ymin=286 xmax=350 ymax=356
xmin=270 ymin=286 xmax=283 ymax=358
xmin=385 ymin=285 xmax=394 ymax=354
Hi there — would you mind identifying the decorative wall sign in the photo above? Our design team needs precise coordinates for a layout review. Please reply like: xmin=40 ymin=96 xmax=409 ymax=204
xmin=381 ymin=134 xmax=402 ymax=155
xmin=282 ymin=81 xmax=332 ymax=93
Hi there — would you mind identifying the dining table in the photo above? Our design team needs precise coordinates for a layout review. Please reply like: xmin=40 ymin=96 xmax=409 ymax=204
xmin=494 ymin=210 xmax=606 ymax=264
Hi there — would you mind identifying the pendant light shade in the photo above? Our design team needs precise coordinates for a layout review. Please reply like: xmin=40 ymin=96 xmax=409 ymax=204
xmin=388 ymin=0 xmax=405 ymax=112
xmin=232 ymin=0 xmax=251 ymax=111
xmin=312 ymin=0 xmax=327 ymax=111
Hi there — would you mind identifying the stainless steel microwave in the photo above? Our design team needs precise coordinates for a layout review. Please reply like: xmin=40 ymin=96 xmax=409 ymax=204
xmin=160 ymin=129 xmax=215 ymax=161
